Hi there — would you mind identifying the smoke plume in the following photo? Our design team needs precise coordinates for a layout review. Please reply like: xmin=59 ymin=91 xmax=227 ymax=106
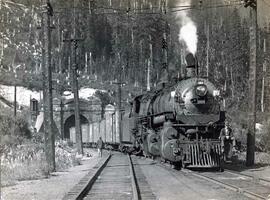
xmin=175 ymin=0 xmax=198 ymax=55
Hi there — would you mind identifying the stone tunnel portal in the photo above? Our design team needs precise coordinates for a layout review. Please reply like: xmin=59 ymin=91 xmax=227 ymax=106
xmin=64 ymin=114 xmax=89 ymax=142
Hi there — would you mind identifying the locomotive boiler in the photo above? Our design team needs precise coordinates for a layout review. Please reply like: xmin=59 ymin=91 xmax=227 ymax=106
xmin=122 ymin=53 xmax=225 ymax=168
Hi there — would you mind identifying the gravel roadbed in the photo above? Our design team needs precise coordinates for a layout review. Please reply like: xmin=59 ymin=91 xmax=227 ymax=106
xmin=2 ymin=150 xmax=101 ymax=200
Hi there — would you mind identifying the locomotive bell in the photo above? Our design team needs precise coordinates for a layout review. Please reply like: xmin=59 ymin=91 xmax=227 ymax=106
xmin=185 ymin=53 xmax=198 ymax=78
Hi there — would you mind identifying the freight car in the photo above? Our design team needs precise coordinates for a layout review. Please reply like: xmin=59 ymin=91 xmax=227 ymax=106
xmin=121 ymin=53 xmax=225 ymax=169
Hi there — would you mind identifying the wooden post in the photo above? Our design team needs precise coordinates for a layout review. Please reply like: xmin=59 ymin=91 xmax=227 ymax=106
xmin=104 ymin=118 xmax=106 ymax=143
xmin=265 ymin=24 xmax=270 ymax=112
xmin=89 ymin=52 xmax=92 ymax=75
xmin=43 ymin=0 xmax=55 ymax=171
xmin=206 ymin=23 xmax=209 ymax=78
xmin=162 ymin=0 xmax=168 ymax=77
xmin=114 ymin=30 xmax=122 ymax=144
xmin=60 ymin=99 xmax=64 ymax=139
xmin=261 ymin=38 xmax=266 ymax=112
xmin=147 ymin=35 xmax=153 ymax=91
xmin=230 ymin=59 xmax=235 ymax=98
xmin=147 ymin=59 xmax=151 ymax=91
xmin=85 ymin=52 xmax=88 ymax=74
xmin=246 ymin=0 xmax=257 ymax=167
xmin=62 ymin=0 xmax=84 ymax=155
xmin=14 ymin=84 xmax=17 ymax=118
xmin=112 ymin=113 xmax=114 ymax=143
xmin=72 ymin=1 xmax=83 ymax=155
xmin=117 ymin=78 xmax=122 ymax=143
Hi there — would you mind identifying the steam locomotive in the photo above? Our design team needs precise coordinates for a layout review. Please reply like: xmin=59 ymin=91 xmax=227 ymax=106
xmin=121 ymin=54 xmax=225 ymax=168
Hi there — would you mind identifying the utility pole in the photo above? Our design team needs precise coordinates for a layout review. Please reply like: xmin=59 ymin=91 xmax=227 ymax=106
xmin=245 ymin=0 xmax=257 ymax=166
xmin=13 ymin=73 xmax=17 ymax=138
xmin=42 ymin=0 xmax=55 ymax=171
xmin=160 ymin=0 xmax=169 ymax=84
xmin=147 ymin=35 xmax=153 ymax=91
xmin=14 ymin=74 xmax=17 ymax=118
xmin=63 ymin=2 xmax=84 ymax=155
xmin=113 ymin=52 xmax=122 ymax=144
xmin=265 ymin=24 xmax=270 ymax=113
xmin=57 ymin=78 xmax=65 ymax=139
xmin=12 ymin=52 xmax=22 ymax=118
xmin=162 ymin=0 xmax=168 ymax=70
xmin=60 ymin=98 xmax=64 ymax=139
xmin=206 ymin=23 xmax=210 ymax=78
xmin=72 ymin=39 xmax=83 ymax=155
xmin=113 ymin=16 xmax=122 ymax=144
xmin=147 ymin=59 xmax=151 ymax=91
xmin=117 ymin=78 xmax=122 ymax=143
xmin=261 ymin=28 xmax=267 ymax=112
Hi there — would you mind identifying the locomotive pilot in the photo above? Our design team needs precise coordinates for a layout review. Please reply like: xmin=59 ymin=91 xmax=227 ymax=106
xmin=219 ymin=122 xmax=236 ymax=153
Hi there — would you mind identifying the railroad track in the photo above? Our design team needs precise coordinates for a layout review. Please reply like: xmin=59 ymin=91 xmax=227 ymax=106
xmin=188 ymin=169 xmax=270 ymax=200
xmin=63 ymin=152 xmax=156 ymax=200
xmin=224 ymin=169 xmax=270 ymax=187
xmin=158 ymin=161 xmax=270 ymax=200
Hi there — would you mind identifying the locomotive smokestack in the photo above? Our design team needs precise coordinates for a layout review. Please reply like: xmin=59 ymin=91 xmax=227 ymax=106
xmin=185 ymin=53 xmax=198 ymax=78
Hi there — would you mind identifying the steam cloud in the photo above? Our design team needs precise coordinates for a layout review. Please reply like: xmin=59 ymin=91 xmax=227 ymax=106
xmin=176 ymin=0 xmax=198 ymax=55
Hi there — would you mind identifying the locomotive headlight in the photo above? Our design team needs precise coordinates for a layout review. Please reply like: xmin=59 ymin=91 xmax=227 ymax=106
xmin=195 ymin=85 xmax=207 ymax=96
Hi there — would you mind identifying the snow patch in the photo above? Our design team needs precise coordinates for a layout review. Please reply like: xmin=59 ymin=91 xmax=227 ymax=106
xmin=63 ymin=88 xmax=101 ymax=100
xmin=0 ymin=85 xmax=41 ymax=106
xmin=0 ymin=85 xmax=104 ymax=106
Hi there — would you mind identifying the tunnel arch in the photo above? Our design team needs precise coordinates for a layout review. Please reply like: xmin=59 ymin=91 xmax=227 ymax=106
xmin=64 ymin=114 xmax=89 ymax=140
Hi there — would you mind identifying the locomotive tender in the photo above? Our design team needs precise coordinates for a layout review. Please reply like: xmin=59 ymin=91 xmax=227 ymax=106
xmin=122 ymin=53 xmax=225 ymax=168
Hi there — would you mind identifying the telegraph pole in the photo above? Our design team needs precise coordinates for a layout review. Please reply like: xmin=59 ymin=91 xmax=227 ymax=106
xmin=72 ymin=39 xmax=83 ymax=155
xmin=147 ymin=35 xmax=153 ymax=91
xmin=42 ymin=0 xmax=55 ymax=171
xmin=63 ymin=2 xmax=84 ymax=154
xmin=60 ymin=98 xmax=64 ymax=139
xmin=206 ymin=23 xmax=210 ymax=78
xmin=245 ymin=0 xmax=257 ymax=166
xmin=261 ymin=27 xmax=267 ymax=112
xmin=12 ymin=52 xmax=22 ymax=118
xmin=162 ymin=0 xmax=168 ymax=71
xmin=113 ymin=53 xmax=122 ymax=144
xmin=114 ymin=81 xmax=122 ymax=143
xmin=14 ymin=76 xmax=17 ymax=118
xmin=159 ymin=0 xmax=169 ymax=85
xmin=117 ymin=71 xmax=122 ymax=143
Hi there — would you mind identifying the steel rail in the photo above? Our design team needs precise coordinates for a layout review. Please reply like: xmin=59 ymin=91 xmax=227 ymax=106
xmin=224 ymin=169 xmax=270 ymax=187
xmin=128 ymin=155 xmax=140 ymax=200
xmin=64 ymin=153 xmax=140 ymax=200
xmin=158 ymin=162 xmax=267 ymax=200
xmin=181 ymin=169 xmax=267 ymax=200
xmin=62 ymin=154 xmax=111 ymax=200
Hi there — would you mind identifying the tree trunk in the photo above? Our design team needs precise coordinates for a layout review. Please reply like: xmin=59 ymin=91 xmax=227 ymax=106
xmin=230 ymin=64 xmax=234 ymax=98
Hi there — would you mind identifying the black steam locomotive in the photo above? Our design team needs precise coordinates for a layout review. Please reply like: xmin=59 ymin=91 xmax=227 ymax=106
xmin=121 ymin=54 xmax=225 ymax=168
